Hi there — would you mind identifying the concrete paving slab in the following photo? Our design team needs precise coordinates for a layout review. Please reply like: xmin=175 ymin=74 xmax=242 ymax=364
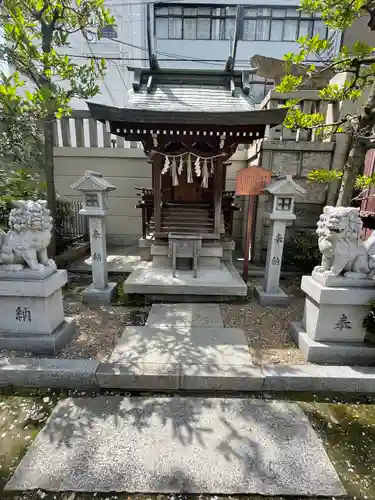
xmin=0 ymin=357 xmax=99 ymax=389
xmin=5 ymin=396 xmax=346 ymax=496
xmin=109 ymin=326 xmax=251 ymax=368
xmin=146 ymin=303 xmax=223 ymax=327
xmin=263 ymin=363 xmax=375 ymax=392
xmin=96 ymin=362 xmax=180 ymax=390
xmin=180 ymin=364 xmax=264 ymax=391
xmin=68 ymin=245 xmax=144 ymax=274
xmin=124 ymin=262 xmax=247 ymax=296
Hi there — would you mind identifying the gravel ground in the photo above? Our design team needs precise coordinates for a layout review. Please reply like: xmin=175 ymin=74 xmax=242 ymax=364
xmin=220 ymin=277 xmax=306 ymax=366
xmin=0 ymin=275 xmax=306 ymax=365
xmin=58 ymin=301 xmax=150 ymax=360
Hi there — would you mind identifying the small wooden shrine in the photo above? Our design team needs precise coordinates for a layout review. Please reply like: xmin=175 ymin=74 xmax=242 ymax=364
xmin=88 ymin=57 xmax=287 ymax=295
xmin=88 ymin=63 xmax=287 ymax=286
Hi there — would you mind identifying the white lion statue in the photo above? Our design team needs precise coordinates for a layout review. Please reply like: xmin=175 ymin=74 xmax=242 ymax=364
xmin=315 ymin=205 xmax=375 ymax=279
xmin=0 ymin=199 xmax=56 ymax=271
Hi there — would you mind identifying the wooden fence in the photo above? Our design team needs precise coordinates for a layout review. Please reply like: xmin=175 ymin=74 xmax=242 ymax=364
xmin=53 ymin=110 xmax=141 ymax=149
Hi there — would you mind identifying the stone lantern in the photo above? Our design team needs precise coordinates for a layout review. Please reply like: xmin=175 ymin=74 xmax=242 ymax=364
xmin=71 ymin=170 xmax=117 ymax=304
xmin=254 ymin=175 xmax=306 ymax=305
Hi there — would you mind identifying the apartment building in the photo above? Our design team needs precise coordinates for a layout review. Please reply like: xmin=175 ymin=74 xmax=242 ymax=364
xmin=1 ymin=0 xmax=344 ymax=109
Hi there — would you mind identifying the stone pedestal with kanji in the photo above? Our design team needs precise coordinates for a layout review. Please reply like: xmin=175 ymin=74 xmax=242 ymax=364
xmin=291 ymin=205 xmax=375 ymax=364
xmin=254 ymin=175 xmax=306 ymax=305
xmin=71 ymin=170 xmax=117 ymax=304
xmin=0 ymin=270 xmax=75 ymax=354
xmin=0 ymin=199 xmax=75 ymax=354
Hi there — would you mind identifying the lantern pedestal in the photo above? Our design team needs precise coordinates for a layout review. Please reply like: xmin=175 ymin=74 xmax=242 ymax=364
xmin=82 ymin=282 xmax=118 ymax=304
xmin=254 ymin=285 xmax=289 ymax=305
xmin=254 ymin=175 xmax=306 ymax=306
xmin=71 ymin=170 xmax=117 ymax=305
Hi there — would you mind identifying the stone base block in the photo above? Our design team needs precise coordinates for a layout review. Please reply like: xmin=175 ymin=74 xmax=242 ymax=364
xmin=138 ymin=238 xmax=153 ymax=261
xmin=0 ymin=270 xmax=67 ymax=335
xmin=220 ymin=239 xmax=236 ymax=251
xmin=82 ymin=282 xmax=118 ymax=304
xmin=0 ymin=266 xmax=56 ymax=280
xmin=311 ymin=270 xmax=375 ymax=288
xmin=301 ymin=276 xmax=374 ymax=343
xmin=291 ymin=322 xmax=375 ymax=365
xmin=0 ymin=318 xmax=76 ymax=355
xmin=222 ymin=250 xmax=233 ymax=262
xmin=301 ymin=275 xmax=375 ymax=305
xmin=139 ymin=247 xmax=152 ymax=261
xmin=253 ymin=285 xmax=289 ymax=306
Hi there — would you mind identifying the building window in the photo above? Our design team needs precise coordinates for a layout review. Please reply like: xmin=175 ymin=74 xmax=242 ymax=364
xmin=243 ymin=7 xmax=327 ymax=42
xmin=99 ymin=25 xmax=118 ymax=39
xmin=154 ymin=4 xmax=329 ymax=43
xmin=154 ymin=3 xmax=236 ymax=40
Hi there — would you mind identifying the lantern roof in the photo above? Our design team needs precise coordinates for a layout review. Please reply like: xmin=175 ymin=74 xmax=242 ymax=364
xmin=264 ymin=175 xmax=306 ymax=197
xmin=71 ymin=170 xmax=116 ymax=192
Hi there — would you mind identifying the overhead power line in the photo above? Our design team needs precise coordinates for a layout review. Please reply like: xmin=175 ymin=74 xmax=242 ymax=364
xmin=108 ymin=37 xmax=225 ymax=66
xmin=67 ymin=53 xmax=253 ymax=66
xmin=85 ymin=39 xmax=117 ymax=105
xmin=109 ymin=0 xmax=185 ymax=7
xmin=111 ymin=59 xmax=129 ymax=90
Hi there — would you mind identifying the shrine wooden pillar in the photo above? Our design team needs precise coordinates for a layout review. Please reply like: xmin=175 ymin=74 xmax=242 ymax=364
xmin=214 ymin=158 xmax=223 ymax=234
xmin=152 ymin=155 xmax=162 ymax=234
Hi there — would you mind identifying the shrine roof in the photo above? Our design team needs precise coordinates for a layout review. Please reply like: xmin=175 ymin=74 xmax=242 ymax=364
xmin=126 ymin=84 xmax=255 ymax=113
xmin=87 ymin=67 xmax=288 ymax=127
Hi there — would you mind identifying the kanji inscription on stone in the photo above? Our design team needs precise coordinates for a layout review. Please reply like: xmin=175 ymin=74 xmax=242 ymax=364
xmin=92 ymin=228 xmax=101 ymax=240
xmin=274 ymin=233 xmax=283 ymax=245
xmin=272 ymin=256 xmax=280 ymax=266
xmin=334 ymin=314 xmax=352 ymax=332
xmin=15 ymin=306 xmax=31 ymax=322
xmin=93 ymin=252 xmax=102 ymax=262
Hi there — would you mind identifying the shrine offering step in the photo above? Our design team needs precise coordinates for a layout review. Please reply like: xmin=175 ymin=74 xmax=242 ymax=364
xmin=5 ymin=396 xmax=346 ymax=496
xmin=146 ymin=303 xmax=224 ymax=327
xmin=124 ymin=261 xmax=247 ymax=296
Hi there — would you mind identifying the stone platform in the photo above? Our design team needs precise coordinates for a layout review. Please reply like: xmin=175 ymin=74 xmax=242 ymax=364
xmin=5 ymin=396 xmax=346 ymax=496
xmin=102 ymin=302 xmax=253 ymax=390
xmin=99 ymin=303 xmax=256 ymax=391
xmin=124 ymin=261 xmax=247 ymax=296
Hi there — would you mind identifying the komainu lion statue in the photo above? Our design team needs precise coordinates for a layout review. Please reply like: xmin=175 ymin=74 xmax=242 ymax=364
xmin=0 ymin=200 xmax=56 ymax=271
xmin=315 ymin=205 xmax=375 ymax=279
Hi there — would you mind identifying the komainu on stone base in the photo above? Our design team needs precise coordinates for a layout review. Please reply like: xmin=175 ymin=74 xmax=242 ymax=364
xmin=291 ymin=205 xmax=375 ymax=365
xmin=0 ymin=200 xmax=75 ymax=354
xmin=0 ymin=199 xmax=56 ymax=272
xmin=315 ymin=206 xmax=375 ymax=280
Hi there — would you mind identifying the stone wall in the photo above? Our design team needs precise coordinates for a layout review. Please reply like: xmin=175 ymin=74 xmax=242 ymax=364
xmin=54 ymin=147 xmax=246 ymax=246
xmin=248 ymin=140 xmax=335 ymax=263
